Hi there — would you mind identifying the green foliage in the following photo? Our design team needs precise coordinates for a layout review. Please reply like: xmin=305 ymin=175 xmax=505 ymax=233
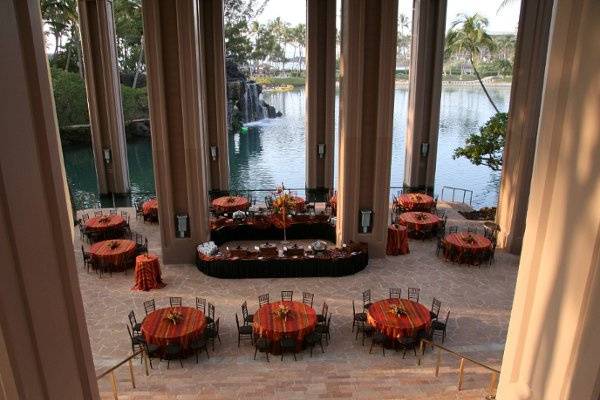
xmin=453 ymin=112 xmax=508 ymax=171
xmin=50 ymin=68 xmax=148 ymax=128
xmin=478 ymin=59 xmax=513 ymax=77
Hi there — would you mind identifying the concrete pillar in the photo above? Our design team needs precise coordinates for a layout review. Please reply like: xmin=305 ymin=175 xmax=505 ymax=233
xmin=495 ymin=0 xmax=554 ymax=254
xmin=305 ymin=0 xmax=336 ymax=194
xmin=78 ymin=0 xmax=130 ymax=195
xmin=337 ymin=0 xmax=398 ymax=257
xmin=198 ymin=0 xmax=229 ymax=192
xmin=0 ymin=1 xmax=98 ymax=398
xmin=497 ymin=0 xmax=600 ymax=397
xmin=142 ymin=0 xmax=211 ymax=263
xmin=403 ymin=0 xmax=446 ymax=193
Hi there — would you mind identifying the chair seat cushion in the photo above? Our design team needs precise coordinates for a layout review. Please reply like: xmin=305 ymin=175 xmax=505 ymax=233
xmin=429 ymin=311 xmax=438 ymax=320
xmin=431 ymin=321 xmax=445 ymax=330
xmin=316 ymin=314 xmax=326 ymax=323
xmin=238 ymin=325 xmax=253 ymax=334
xmin=305 ymin=332 xmax=321 ymax=344
xmin=354 ymin=312 xmax=367 ymax=321
xmin=372 ymin=331 xmax=387 ymax=343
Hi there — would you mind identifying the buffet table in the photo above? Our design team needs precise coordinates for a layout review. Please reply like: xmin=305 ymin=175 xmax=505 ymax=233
xmin=196 ymin=245 xmax=368 ymax=279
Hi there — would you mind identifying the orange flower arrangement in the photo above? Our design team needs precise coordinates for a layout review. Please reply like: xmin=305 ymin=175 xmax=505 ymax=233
xmin=165 ymin=311 xmax=184 ymax=325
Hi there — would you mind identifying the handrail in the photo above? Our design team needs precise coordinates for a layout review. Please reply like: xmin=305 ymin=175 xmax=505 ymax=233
xmin=418 ymin=339 xmax=499 ymax=396
xmin=96 ymin=349 xmax=149 ymax=400
xmin=440 ymin=186 xmax=473 ymax=205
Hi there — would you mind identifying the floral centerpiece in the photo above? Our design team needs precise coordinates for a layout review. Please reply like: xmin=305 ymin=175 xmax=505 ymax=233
xmin=98 ymin=216 xmax=111 ymax=224
xmin=462 ymin=234 xmax=477 ymax=245
xmin=165 ymin=310 xmax=184 ymax=325
xmin=226 ymin=196 xmax=236 ymax=203
xmin=273 ymin=304 xmax=292 ymax=322
xmin=107 ymin=240 xmax=120 ymax=250
xmin=415 ymin=212 xmax=428 ymax=221
xmin=389 ymin=304 xmax=407 ymax=316
xmin=411 ymin=193 xmax=423 ymax=202
xmin=272 ymin=185 xmax=296 ymax=243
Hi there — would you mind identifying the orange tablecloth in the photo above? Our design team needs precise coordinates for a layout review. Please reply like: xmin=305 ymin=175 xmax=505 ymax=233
xmin=397 ymin=193 xmax=435 ymax=212
xmin=367 ymin=298 xmax=431 ymax=340
xmin=142 ymin=198 xmax=158 ymax=216
xmin=443 ymin=232 xmax=492 ymax=263
xmin=141 ymin=306 xmax=206 ymax=349
xmin=329 ymin=194 xmax=337 ymax=215
xmin=89 ymin=239 xmax=136 ymax=266
xmin=386 ymin=224 xmax=409 ymax=255
xmin=132 ymin=254 xmax=165 ymax=291
xmin=398 ymin=212 xmax=441 ymax=232
xmin=84 ymin=215 xmax=126 ymax=232
xmin=212 ymin=196 xmax=250 ymax=213
xmin=253 ymin=301 xmax=317 ymax=350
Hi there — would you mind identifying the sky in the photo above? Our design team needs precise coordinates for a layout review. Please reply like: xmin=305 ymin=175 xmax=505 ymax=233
xmin=257 ymin=0 xmax=521 ymax=34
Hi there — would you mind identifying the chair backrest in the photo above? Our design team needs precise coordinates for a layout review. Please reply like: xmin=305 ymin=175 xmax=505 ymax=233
xmin=326 ymin=314 xmax=332 ymax=329
xmin=109 ymin=209 xmax=117 ymax=215
xmin=128 ymin=310 xmax=137 ymax=327
xmin=281 ymin=290 xmax=293 ymax=302
xmin=449 ymin=226 xmax=458 ymax=234
xmin=196 ymin=297 xmax=206 ymax=313
xmin=302 ymin=292 xmax=314 ymax=307
xmin=352 ymin=300 xmax=357 ymax=317
xmin=94 ymin=210 xmax=103 ymax=217
xmin=170 ymin=297 xmax=182 ymax=307
xmin=213 ymin=318 xmax=220 ymax=334
xmin=82 ymin=213 xmax=90 ymax=221
xmin=443 ymin=309 xmax=450 ymax=325
xmin=241 ymin=301 xmax=250 ymax=322
xmin=389 ymin=288 xmax=402 ymax=299
xmin=144 ymin=299 xmax=155 ymax=315
xmin=321 ymin=302 xmax=328 ymax=318
xmin=235 ymin=313 xmax=241 ymax=330
xmin=407 ymin=287 xmax=420 ymax=303
xmin=208 ymin=302 xmax=215 ymax=320
xmin=467 ymin=226 xmax=478 ymax=234
xmin=431 ymin=297 xmax=441 ymax=318
xmin=258 ymin=293 xmax=270 ymax=306
xmin=362 ymin=289 xmax=371 ymax=306
xmin=126 ymin=324 xmax=134 ymax=341
xmin=121 ymin=211 xmax=128 ymax=217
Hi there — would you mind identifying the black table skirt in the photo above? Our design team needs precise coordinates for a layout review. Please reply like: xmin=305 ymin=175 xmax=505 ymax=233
xmin=210 ymin=222 xmax=336 ymax=246
xmin=196 ymin=251 xmax=368 ymax=279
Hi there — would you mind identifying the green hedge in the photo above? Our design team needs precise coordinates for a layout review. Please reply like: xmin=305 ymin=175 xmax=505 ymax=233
xmin=50 ymin=67 xmax=148 ymax=128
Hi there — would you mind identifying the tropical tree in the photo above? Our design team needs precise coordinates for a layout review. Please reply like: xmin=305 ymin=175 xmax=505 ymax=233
xmin=270 ymin=17 xmax=291 ymax=71
xmin=445 ymin=14 xmax=500 ymax=113
xmin=453 ymin=112 xmax=508 ymax=171
xmin=224 ymin=0 xmax=269 ymax=66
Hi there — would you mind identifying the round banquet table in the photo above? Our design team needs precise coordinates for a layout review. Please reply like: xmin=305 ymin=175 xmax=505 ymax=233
xmin=212 ymin=196 xmax=250 ymax=213
xmin=397 ymin=193 xmax=435 ymax=212
xmin=367 ymin=298 xmax=432 ymax=340
xmin=398 ymin=212 xmax=441 ymax=232
xmin=141 ymin=306 xmax=206 ymax=350
xmin=443 ymin=232 xmax=492 ymax=264
xmin=84 ymin=215 xmax=126 ymax=232
xmin=386 ymin=224 xmax=409 ymax=255
xmin=142 ymin=198 xmax=158 ymax=217
xmin=253 ymin=301 xmax=317 ymax=353
xmin=89 ymin=239 xmax=136 ymax=268
xmin=132 ymin=254 xmax=166 ymax=291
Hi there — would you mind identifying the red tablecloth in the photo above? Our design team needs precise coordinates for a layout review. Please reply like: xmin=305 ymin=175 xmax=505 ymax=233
xmin=386 ymin=224 xmax=409 ymax=255
xmin=141 ymin=306 xmax=206 ymax=349
xmin=132 ymin=254 xmax=165 ymax=291
xmin=443 ymin=232 xmax=492 ymax=263
xmin=89 ymin=239 xmax=136 ymax=266
xmin=397 ymin=194 xmax=435 ymax=212
xmin=85 ymin=215 xmax=126 ymax=232
xmin=253 ymin=301 xmax=317 ymax=351
xmin=398 ymin=212 xmax=441 ymax=232
xmin=142 ymin=198 xmax=158 ymax=216
xmin=212 ymin=196 xmax=250 ymax=213
xmin=329 ymin=194 xmax=337 ymax=215
xmin=367 ymin=298 xmax=431 ymax=340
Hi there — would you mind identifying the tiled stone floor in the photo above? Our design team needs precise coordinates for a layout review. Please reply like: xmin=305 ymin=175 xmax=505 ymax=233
xmin=74 ymin=204 xmax=519 ymax=399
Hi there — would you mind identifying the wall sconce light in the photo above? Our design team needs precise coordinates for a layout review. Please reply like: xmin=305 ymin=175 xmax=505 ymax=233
xmin=359 ymin=208 xmax=373 ymax=234
xmin=176 ymin=213 xmax=190 ymax=238
xmin=210 ymin=145 xmax=218 ymax=161
xmin=317 ymin=143 xmax=326 ymax=159
xmin=420 ymin=142 xmax=429 ymax=158
xmin=103 ymin=148 xmax=112 ymax=164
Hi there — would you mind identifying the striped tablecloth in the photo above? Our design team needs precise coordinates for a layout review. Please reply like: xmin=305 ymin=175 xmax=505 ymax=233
xmin=89 ymin=239 xmax=136 ymax=266
xmin=211 ymin=196 xmax=250 ymax=213
xmin=253 ymin=301 xmax=317 ymax=348
xmin=132 ymin=254 xmax=165 ymax=291
xmin=398 ymin=212 xmax=441 ymax=232
xmin=141 ymin=306 xmax=206 ymax=349
xmin=443 ymin=232 xmax=492 ymax=263
xmin=85 ymin=215 xmax=126 ymax=232
xmin=142 ymin=198 xmax=158 ymax=216
xmin=386 ymin=224 xmax=409 ymax=255
xmin=367 ymin=298 xmax=431 ymax=340
xmin=397 ymin=193 xmax=435 ymax=211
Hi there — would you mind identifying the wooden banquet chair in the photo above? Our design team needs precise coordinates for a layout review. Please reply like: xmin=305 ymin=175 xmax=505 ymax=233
xmin=94 ymin=210 xmax=103 ymax=217
xmin=196 ymin=297 xmax=206 ymax=313
xmin=128 ymin=310 xmax=142 ymax=334
xmin=207 ymin=318 xmax=220 ymax=351
xmin=432 ymin=310 xmax=450 ymax=343
xmin=258 ymin=293 xmax=270 ymax=307
xmin=352 ymin=300 xmax=366 ymax=332
xmin=253 ymin=335 xmax=271 ymax=362
xmin=235 ymin=314 xmax=253 ymax=347
xmin=109 ymin=209 xmax=117 ymax=215
xmin=316 ymin=314 xmax=332 ymax=345
xmin=281 ymin=290 xmax=293 ymax=302
xmin=407 ymin=287 xmax=420 ymax=303
xmin=430 ymin=298 xmax=441 ymax=320
xmin=280 ymin=334 xmax=297 ymax=361
xmin=302 ymin=292 xmax=314 ymax=307
xmin=362 ymin=289 xmax=372 ymax=310
xmin=389 ymin=288 xmax=402 ymax=299
xmin=190 ymin=331 xmax=210 ymax=363
xmin=143 ymin=299 xmax=156 ymax=315
xmin=206 ymin=302 xmax=215 ymax=324
xmin=241 ymin=301 xmax=253 ymax=324
xmin=317 ymin=302 xmax=328 ymax=323
xmin=169 ymin=297 xmax=182 ymax=307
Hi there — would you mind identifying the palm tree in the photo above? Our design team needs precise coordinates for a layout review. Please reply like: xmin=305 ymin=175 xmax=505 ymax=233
xmin=445 ymin=13 xmax=499 ymax=113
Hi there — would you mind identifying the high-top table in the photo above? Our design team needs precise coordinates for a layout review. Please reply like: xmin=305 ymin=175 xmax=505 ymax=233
xmin=132 ymin=254 xmax=166 ymax=291
xmin=253 ymin=300 xmax=317 ymax=353
xmin=141 ymin=306 xmax=206 ymax=350
xmin=367 ymin=298 xmax=431 ymax=340
xmin=386 ymin=224 xmax=409 ymax=255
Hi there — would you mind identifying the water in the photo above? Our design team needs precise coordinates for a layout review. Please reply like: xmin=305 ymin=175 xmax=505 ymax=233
xmin=62 ymin=86 xmax=510 ymax=210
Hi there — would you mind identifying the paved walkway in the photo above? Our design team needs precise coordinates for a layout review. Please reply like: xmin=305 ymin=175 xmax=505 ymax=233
xmin=73 ymin=204 xmax=518 ymax=399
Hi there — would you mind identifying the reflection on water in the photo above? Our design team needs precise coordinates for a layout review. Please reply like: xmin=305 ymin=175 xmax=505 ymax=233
xmin=63 ymin=86 xmax=510 ymax=210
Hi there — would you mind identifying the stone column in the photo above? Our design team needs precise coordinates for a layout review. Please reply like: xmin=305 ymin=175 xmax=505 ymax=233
xmin=142 ymin=0 xmax=211 ymax=263
xmin=78 ymin=0 xmax=130 ymax=195
xmin=497 ymin=0 xmax=600 ymax=397
xmin=305 ymin=0 xmax=336 ymax=195
xmin=0 ymin=1 xmax=98 ymax=398
xmin=402 ymin=0 xmax=446 ymax=193
xmin=336 ymin=0 xmax=398 ymax=257
xmin=495 ymin=0 xmax=554 ymax=254
xmin=198 ymin=0 xmax=229 ymax=193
